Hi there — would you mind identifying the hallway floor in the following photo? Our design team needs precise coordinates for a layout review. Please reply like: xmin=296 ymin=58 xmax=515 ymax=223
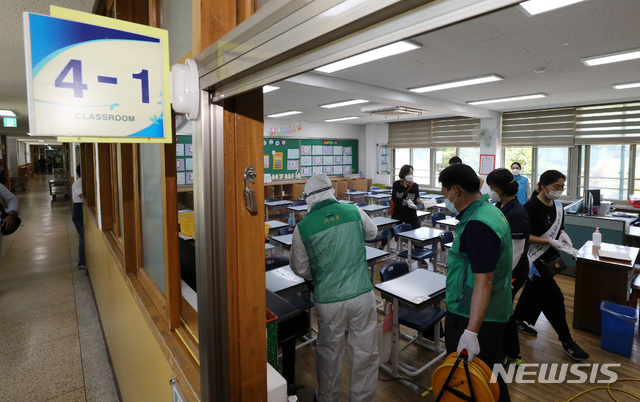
xmin=0 ymin=174 xmax=119 ymax=401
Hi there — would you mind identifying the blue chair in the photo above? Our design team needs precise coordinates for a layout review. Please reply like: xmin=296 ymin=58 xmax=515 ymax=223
xmin=437 ymin=230 xmax=454 ymax=272
xmin=354 ymin=201 xmax=367 ymax=207
xmin=265 ymin=255 xmax=290 ymax=271
xmin=393 ymin=224 xmax=436 ymax=267
xmin=365 ymin=228 xmax=395 ymax=249
xmin=346 ymin=188 xmax=357 ymax=193
xmin=431 ymin=212 xmax=446 ymax=228
xmin=370 ymin=186 xmax=379 ymax=191
xmin=379 ymin=262 xmax=446 ymax=355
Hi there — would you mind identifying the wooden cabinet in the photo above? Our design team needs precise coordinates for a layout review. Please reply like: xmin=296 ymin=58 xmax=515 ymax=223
xmin=265 ymin=177 xmax=370 ymax=202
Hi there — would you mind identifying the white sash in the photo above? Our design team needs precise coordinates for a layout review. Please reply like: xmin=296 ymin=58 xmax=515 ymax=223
xmin=526 ymin=200 xmax=563 ymax=266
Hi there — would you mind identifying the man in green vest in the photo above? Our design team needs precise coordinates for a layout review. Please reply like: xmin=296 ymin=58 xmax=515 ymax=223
xmin=290 ymin=174 xmax=379 ymax=402
xmin=439 ymin=164 xmax=513 ymax=401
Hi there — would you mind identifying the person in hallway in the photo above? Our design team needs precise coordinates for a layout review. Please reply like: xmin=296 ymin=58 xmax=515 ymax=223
xmin=510 ymin=162 xmax=529 ymax=205
xmin=391 ymin=164 xmax=423 ymax=229
xmin=439 ymin=163 xmax=512 ymax=401
xmin=486 ymin=168 xmax=530 ymax=366
xmin=38 ymin=156 xmax=47 ymax=174
xmin=513 ymin=170 xmax=589 ymax=361
xmin=290 ymin=174 xmax=379 ymax=402
xmin=72 ymin=165 xmax=86 ymax=269
xmin=0 ymin=171 xmax=19 ymax=251
xmin=46 ymin=156 xmax=54 ymax=173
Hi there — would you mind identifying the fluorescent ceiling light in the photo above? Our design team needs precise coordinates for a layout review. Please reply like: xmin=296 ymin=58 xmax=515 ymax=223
xmin=613 ymin=81 xmax=640 ymax=90
xmin=0 ymin=110 xmax=16 ymax=117
xmin=409 ymin=74 xmax=504 ymax=93
xmin=582 ymin=48 xmax=640 ymax=66
xmin=324 ymin=117 xmax=360 ymax=122
xmin=38 ymin=140 xmax=44 ymax=142
xmin=519 ymin=0 xmax=585 ymax=16
xmin=315 ymin=41 xmax=421 ymax=73
xmin=320 ymin=99 xmax=369 ymax=108
xmin=263 ymin=85 xmax=280 ymax=93
xmin=467 ymin=93 xmax=547 ymax=105
xmin=266 ymin=110 xmax=303 ymax=118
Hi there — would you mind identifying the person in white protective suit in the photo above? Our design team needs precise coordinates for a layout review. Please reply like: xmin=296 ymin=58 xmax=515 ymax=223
xmin=290 ymin=174 xmax=379 ymax=401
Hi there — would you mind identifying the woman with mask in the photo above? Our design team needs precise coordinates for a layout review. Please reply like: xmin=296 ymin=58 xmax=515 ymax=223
xmin=513 ymin=170 xmax=589 ymax=361
xmin=486 ymin=168 xmax=530 ymax=365
xmin=391 ymin=164 xmax=422 ymax=229
xmin=510 ymin=162 xmax=529 ymax=205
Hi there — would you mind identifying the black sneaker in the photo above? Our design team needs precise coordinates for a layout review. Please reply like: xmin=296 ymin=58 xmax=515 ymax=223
xmin=517 ymin=322 xmax=538 ymax=336
xmin=563 ymin=341 xmax=589 ymax=361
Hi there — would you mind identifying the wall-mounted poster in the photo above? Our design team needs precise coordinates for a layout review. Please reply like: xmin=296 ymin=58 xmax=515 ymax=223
xmin=301 ymin=156 xmax=312 ymax=166
xmin=334 ymin=156 xmax=342 ymax=164
xmin=312 ymin=156 xmax=323 ymax=165
xmin=312 ymin=145 xmax=323 ymax=155
xmin=313 ymin=166 xmax=322 ymax=175
xmin=345 ymin=155 xmax=352 ymax=164
xmin=301 ymin=167 xmax=312 ymax=177
xmin=185 ymin=158 xmax=193 ymax=170
xmin=186 ymin=172 xmax=194 ymax=184
xmin=301 ymin=145 xmax=311 ymax=155
xmin=287 ymin=160 xmax=299 ymax=170
xmin=323 ymin=166 xmax=333 ymax=175
xmin=334 ymin=165 xmax=343 ymax=175
xmin=264 ymin=155 xmax=270 ymax=168
xmin=287 ymin=148 xmax=299 ymax=159
xmin=323 ymin=156 xmax=333 ymax=165
xmin=177 ymin=172 xmax=186 ymax=185
xmin=323 ymin=146 xmax=333 ymax=155
xmin=343 ymin=146 xmax=352 ymax=156
xmin=343 ymin=165 xmax=352 ymax=174
xmin=177 ymin=159 xmax=184 ymax=171
xmin=273 ymin=152 xmax=283 ymax=169
xmin=185 ymin=144 xmax=193 ymax=156
xmin=176 ymin=144 xmax=184 ymax=157
xmin=333 ymin=146 xmax=343 ymax=155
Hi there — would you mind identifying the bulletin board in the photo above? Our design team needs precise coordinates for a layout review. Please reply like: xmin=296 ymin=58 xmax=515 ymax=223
xmin=176 ymin=135 xmax=193 ymax=185
xmin=264 ymin=137 xmax=359 ymax=179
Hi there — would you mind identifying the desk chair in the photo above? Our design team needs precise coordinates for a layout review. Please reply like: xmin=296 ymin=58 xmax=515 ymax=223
xmin=394 ymin=223 xmax=436 ymax=267
xmin=366 ymin=228 xmax=395 ymax=250
xmin=266 ymin=255 xmax=290 ymax=271
xmin=354 ymin=201 xmax=367 ymax=207
xmin=266 ymin=198 xmax=287 ymax=221
xmin=431 ymin=212 xmax=446 ymax=228
xmin=437 ymin=230 xmax=454 ymax=272
xmin=379 ymin=262 xmax=446 ymax=374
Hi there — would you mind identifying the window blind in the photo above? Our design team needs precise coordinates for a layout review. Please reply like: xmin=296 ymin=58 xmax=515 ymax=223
xmin=575 ymin=102 xmax=640 ymax=145
xmin=431 ymin=117 xmax=481 ymax=147
xmin=388 ymin=120 xmax=432 ymax=148
xmin=502 ymin=107 xmax=575 ymax=147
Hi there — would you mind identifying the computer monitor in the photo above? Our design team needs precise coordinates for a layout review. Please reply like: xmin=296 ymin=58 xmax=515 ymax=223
xmin=587 ymin=189 xmax=601 ymax=207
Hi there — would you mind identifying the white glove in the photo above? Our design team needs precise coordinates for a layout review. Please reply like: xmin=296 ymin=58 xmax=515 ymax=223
xmin=407 ymin=199 xmax=417 ymax=209
xmin=456 ymin=329 xmax=480 ymax=362
xmin=558 ymin=232 xmax=573 ymax=247
xmin=549 ymin=239 xmax=563 ymax=251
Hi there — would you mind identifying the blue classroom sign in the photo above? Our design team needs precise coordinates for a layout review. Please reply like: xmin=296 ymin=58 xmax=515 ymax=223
xmin=23 ymin=7 xmax=171 ymax=143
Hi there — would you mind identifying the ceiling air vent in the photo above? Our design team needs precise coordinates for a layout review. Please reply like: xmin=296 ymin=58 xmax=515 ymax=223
xmin=361 ymin=103 xmax=426 ymax=116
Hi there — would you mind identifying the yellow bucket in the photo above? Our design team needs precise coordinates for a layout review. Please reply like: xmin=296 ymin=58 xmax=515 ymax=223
xmin=178 ymin=212 xmax=195 ymax=238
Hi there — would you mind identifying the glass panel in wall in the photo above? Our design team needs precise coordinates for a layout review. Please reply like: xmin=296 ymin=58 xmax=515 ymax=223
xmin=139 ymin=143 xmax=166 ymax=295
xmin=116 ymin=145 xmax=124 ymax=239
xmin=412 ymin=148 xmax=430 ymax=186
xmin=435 ymin=147 xmax=456 ymax=175
xmin=459 ymin=147 xmax=480 ymax=172
xmin=589 ymin=145 xmax=629 ymax=200
xmin=536 ymin=147 xmax=570 ymax=195
xmin=393 ymin=148 xmax=410 ymax=180
xmin=505 ymin=147 xmax=533 ymax=185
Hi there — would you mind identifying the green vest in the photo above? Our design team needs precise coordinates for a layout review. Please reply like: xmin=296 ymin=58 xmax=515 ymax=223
xmin=296 ymin=199 xmax=372 ymax=303
xmin=446 ymin=194 xmax=513 ymax=322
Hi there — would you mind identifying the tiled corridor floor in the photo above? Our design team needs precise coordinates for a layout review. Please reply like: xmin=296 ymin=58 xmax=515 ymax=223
xmin=0 ymin=173 xmax=119 ymax=401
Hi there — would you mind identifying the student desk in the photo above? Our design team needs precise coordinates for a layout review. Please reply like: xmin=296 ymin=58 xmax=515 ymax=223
xmin=375 ymin=269 xmax=447 ymax=389
xmin=337 ymin=199 xmax=354 ymax=204
xmin=265 ymin=200 xmax=293 ymax=220
xmin=270 ymin=233 xmax=293 ymax=251
xmin=371 ymin=216 xmax=400 ymax=251
xmin=573 ymin=241 xmax=639 ymax=333
xmin=397 ymin=227 xmax=444 ymax=267
xmin=266 ymin=265 xmax=307 ymax=298
xmin=432 ymin=202 xmax=448 ymax=214
xmin=366 ymin=193 xmax=391 ymax=204
xmin=345 ymin=190 xmax=368 ymax=202
xmin=265 ymin=220 xmax=288 ymax=236
xmin=416 ymin=210 xmax=431 ymax=225
xmin=360 ymin=204 xmax=389 ymax=217
xmin=435 ymin=217 xmax=459 ymax=232
xmin=265 ymin=243 xmax=276 ymax=257
xmin=287 ymin=204 xmax=308 ymax=223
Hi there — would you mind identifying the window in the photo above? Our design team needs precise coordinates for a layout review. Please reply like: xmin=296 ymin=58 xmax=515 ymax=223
xmin=435 ymin=147 xmax=456 ymax=174
xmin=393 ymin=148 xmax=410 ymax=180
xmin=412 ymin=148 xmax=430 ymax=185
xmin=505 ymin=146 xmax=533 ymax=187
xmin=536 ymin=147 xmax=570 ymax=195
xmin=458 ymin=147 xmax=480 ymax=172
xmin=589 ymin=145 xmax=630 ymax=200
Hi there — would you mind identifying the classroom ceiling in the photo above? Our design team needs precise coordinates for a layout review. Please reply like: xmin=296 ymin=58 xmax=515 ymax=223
xmin=2 ymin=0 xmax=640 ymax=135
xmin=265 ymin=0 xmax=640 ymax=125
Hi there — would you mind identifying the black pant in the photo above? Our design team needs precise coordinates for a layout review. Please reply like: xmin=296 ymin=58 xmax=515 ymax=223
xmin=72 ymin=203 xmax=85 ymax=266
xmin=445 ymin=312 xmax=511 ymax=402
xmin=502 ymin=265 xmax=529 ymax=358
xmin=513 ymin=274 xmax=572 ymax=343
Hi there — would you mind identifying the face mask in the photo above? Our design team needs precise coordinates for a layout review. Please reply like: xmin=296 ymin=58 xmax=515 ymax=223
xmin=405 ymin=175 xmax=413 ymax=182
xmin=545 ymin=186 xmax=562 ymax=200
xmin=512 ymin=169 xmax=520 ymax=176
xmin=488 ymin=189 xmax=501 ymax=203
xmin=301 ymin=186 xmax=332 ymax=200
xmin=444 ymin=189 xmax=458 ymax=213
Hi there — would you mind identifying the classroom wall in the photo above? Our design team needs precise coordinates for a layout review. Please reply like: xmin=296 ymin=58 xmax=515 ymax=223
xmin=363 ymin=123 xmax=391 ymax=186
xmin=264 ymin=118 xmax=365 ymax=174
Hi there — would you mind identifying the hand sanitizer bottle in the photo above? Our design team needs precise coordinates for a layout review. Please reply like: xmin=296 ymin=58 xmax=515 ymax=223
xmin=592 ymin=227 xmax=601 ymax=246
